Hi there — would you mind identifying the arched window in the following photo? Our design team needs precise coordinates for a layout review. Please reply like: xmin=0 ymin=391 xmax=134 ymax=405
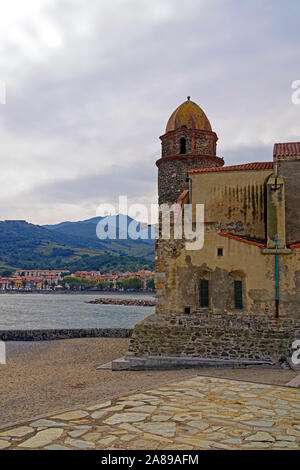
xmin=180 ymin=138 xmax=186 ymax=154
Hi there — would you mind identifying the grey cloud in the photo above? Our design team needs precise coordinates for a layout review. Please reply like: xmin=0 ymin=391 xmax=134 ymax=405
xmin=0 ymin=0 xmax=299 ymax=223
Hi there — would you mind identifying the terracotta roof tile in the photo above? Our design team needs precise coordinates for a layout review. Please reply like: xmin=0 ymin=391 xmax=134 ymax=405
xmin=188 ymin=161 xmax=273 ymax=175
xmin=289 ymin=242 xmax=300 ymax=249
xmin=218 ymin=232 xmax=266 ymax=248
xmin=274 ymin=142 xmax=300 ymax=159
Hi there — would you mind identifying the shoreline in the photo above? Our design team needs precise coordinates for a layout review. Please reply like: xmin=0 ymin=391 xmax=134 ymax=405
xmin=0 ymin=290 xmax=155 ymax=295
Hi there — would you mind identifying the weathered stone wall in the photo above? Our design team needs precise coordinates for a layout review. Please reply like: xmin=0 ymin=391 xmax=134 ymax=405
xmin=278 ymin=160 xmax=300 ymax=244
xmin=190 ymin=169 xmax=273 ymax=240
xmin=157 ymin=156 xmax=223 ymax=205
xmin=128 ymin=312 xmax=300 ymax=362
xmin=155 ymin=225 xmax=300 ymax=318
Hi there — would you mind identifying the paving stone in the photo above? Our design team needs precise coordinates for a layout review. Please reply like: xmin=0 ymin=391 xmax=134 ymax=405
xmin=242 ymin=442 xmax=271 ymax=448
xmin=86 ymin=401 xmax=111 ymax=411
xmin=245 ymin=420 xmax=275 ymax=427
xmin=212 ymin=442 xmax=236 ymax=450
xmin=31 ymin=419 xmax=66 ymax=428
xmin=46 ymin=444 xmax=71 ymax=450
xmin=120 ymin=434 xmax=135 ymax=441
xmin=64 ymin=438 xmax=95 ymax=449
xmin=173 ymin=412 xmax=203 ymax=422
xmin=142 ymin=432 xmax=173 ymax=444
xmin=132 ymin=439 xmax=159 ymax=448
xmin=127 ymin=405 xmax=157 ymax=413
xmin=0 ymin=440 xmax=11 ymax=449
xmin=222 ymin=438 xmax=243 ymax=444
xmin=272 ymin=441 xmax=299 ymax=448
xmin=0 ymin=426 xmax=34 ymax=437
xmin=1 ymin=375 xmax=299 ymax=451
xmin=119 ymin=401 xmax=145 ymax=407
xmin=274 ymin=435 xmax=296 ymax=442
xmin=245 ymin=432 xmax=275 ymax=442
xmin=74 ymin=425 xmax=92 ymax=430
xmin=135 ymin=422 xmax=176 ymax=438
xmin=118 ymin=423 xmax=143 ymax=433
xmin=174 ymin=436 xmax=212 ymax=448
xmin=97 ymin=436 xmax=117 ymax=446
xmin=151 ymin=414 xmax=171 ymax=422
xmin=52 ymin=410 xmax=89 ymax=420
xmin=103 ymin=405 xmax=125 ymax=412
xmin=104 ymin=412 xmax=149 ymax=425
xmin=164 ymin=444 xmax=194 ymax=450
xmin=91 ymin=410 xmax=110 ymax=420
xmin=19 ymin=428 xmax=64 ymax=448
xmin=82 ymin=432 xmax=103 ymax=442
xmin=68 ymin=430 xmax=87 ymax=438
xmin=186 ymin=421 xmax=209 ymax=431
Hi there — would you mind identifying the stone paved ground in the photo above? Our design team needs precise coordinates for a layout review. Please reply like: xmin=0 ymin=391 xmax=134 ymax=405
xmin=0 ymin=376 xmax=299 ymax=450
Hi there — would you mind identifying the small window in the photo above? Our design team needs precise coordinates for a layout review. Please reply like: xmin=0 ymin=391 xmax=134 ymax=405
xmin=217 ymin=248 xmax=223 ymax=257
xmin=234 ymin=280 xmax=243 ymax=309
xmin=184 ymin=306 xmax=191 ymax=314
xmin=180 ymin=138 xmax=186 ymax=154
xmin=200 ymin=280 xmax=209 ymax=308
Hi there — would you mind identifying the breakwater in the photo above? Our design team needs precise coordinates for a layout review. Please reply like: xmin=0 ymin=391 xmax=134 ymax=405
xmin=88 ymin=298 xmax=156 ymax=307
xmin=0 ymin=328 xmax=133 ymax=341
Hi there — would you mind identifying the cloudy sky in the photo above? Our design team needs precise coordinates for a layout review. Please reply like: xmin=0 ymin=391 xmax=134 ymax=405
xmin=0 ymin=0 xmax=299 ymax=224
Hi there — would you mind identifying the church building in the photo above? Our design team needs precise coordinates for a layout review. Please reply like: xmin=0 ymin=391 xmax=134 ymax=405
xmin=113 ymin=98 xmax=300 ymax=369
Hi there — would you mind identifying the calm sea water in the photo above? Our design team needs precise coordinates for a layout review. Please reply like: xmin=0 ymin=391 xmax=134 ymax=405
xmin=0 ymin=293 xmax=155 ymax=330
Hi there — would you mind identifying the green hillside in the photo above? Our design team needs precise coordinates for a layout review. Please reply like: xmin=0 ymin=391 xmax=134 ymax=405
xmin=0 ymin=220 xmax=154 ymax=272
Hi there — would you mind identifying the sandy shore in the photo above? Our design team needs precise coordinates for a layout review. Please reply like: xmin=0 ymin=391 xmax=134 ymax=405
xmin=0 ymin=338 xmax=297 ymax=428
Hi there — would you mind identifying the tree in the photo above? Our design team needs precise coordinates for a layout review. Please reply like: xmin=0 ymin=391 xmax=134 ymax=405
xmin=96 ymin=280 xmax=113 ymax=291
xmin=146 ymin=277 xmax=155 ymax=290
xmin=120 ymin=277 xmax=142 ymax=291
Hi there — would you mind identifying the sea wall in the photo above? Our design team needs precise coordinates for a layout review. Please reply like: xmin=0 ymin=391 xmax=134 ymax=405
xmin=0 ymin=328 xmax=133 ymax=341
xmin=128 ymin=313 xmax=300 ymax=362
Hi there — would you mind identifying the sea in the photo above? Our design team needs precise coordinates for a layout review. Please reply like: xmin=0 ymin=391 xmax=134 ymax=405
xmin=0 ymin=293 xmax=155 ymax=330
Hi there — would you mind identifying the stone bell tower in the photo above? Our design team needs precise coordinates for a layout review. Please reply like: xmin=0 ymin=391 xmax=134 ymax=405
xmin=157 ymin=97 xmax=224 ymax=205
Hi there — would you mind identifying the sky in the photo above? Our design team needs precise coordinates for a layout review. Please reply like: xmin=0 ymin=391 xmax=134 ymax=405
xmin=0 ymin=0 xmax=299 ymax=225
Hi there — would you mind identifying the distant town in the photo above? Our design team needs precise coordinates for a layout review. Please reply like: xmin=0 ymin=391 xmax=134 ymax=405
xmin=0 ymin=269 xmax=155 ymax=292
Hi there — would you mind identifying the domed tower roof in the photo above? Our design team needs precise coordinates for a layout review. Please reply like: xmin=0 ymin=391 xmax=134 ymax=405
xmin=166 ymin=97 xmax=212 ymax=133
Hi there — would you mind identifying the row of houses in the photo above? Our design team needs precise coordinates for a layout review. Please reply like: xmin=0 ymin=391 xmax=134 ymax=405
xmin=0 ymin=270 xmax=70 ymax=291
xmin=0 ymin=269 xmax=155 ymax=291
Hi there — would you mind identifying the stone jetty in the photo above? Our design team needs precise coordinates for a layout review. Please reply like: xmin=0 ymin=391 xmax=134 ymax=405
xmin=88 ymin=298 xmax=156 ymax=307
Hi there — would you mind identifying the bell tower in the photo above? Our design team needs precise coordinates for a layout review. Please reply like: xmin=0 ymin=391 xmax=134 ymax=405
xmin=157 ymin=97 xmax=224 ymax=205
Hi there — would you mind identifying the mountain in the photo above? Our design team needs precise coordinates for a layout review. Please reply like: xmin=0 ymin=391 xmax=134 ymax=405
xmin=0 ymin=218 xmax=155 ymax=273
xmin=44 ymin=215 xmax=154 ymax=246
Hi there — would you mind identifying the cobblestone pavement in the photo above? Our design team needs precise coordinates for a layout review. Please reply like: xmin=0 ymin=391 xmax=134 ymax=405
xmin=0 ymin=376 xmax=299 ymax=450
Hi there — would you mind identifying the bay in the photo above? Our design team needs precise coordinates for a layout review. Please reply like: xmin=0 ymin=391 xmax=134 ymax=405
xmin=0 ymin=293 xmax=155 ymax=330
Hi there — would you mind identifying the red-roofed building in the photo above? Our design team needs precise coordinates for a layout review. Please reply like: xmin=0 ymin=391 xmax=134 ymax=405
xmin=124 ymin=99 xmax=300 ymax=370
